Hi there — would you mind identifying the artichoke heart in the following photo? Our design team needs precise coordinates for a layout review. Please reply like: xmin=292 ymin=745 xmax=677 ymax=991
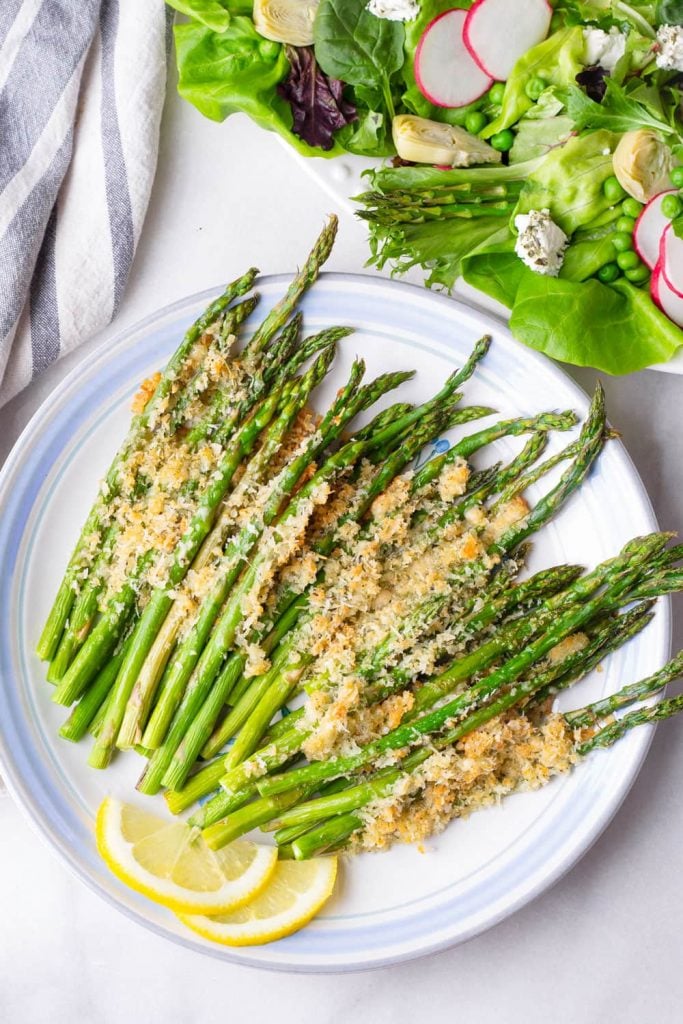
xmin=392 ymin=115 xmax=502 ymax=167
xmin=612 ymin=130 xmax=674 ymax=203
xmin=253 ymin=0 xmax=319 ymax=47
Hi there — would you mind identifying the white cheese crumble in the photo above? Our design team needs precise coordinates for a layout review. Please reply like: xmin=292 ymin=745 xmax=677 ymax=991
xmin=366 ymin=0 xmax=419 ymax=21
xmin=583 ymin=26 xmax=626 ymax=71
xmin=514 ymin=209 xmax=568 ymax=277
xmin=656 ymin=25 xmax=683 ymax=72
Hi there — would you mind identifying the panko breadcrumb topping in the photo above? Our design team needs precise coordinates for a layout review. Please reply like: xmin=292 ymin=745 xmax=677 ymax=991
xmin=355 ymin=710 xmax=578 ymax=852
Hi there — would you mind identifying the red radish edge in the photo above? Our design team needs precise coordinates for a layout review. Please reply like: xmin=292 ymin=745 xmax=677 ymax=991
xmin=660 ymin=223 xmax=683 ymax=299
xmin=633 ymin=191 xmax=677 ymax=270
xmin=651 ymin=261 xmax=683 ymax=327
xmin=464 ymin=0 xmax=553 ymax=82
xmin=415 ymin=8 xmax=492 ymax=109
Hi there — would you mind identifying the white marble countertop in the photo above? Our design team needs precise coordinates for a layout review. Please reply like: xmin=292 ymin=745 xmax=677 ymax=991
xmin=1 ymin=71 xmax=682 ymax=1024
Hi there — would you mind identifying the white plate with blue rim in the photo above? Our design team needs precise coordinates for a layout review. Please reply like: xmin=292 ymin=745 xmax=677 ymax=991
xmin=0 ymin=272 xmax=669 ymax=971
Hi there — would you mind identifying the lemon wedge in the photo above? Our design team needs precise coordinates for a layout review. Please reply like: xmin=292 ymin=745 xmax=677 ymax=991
xmin=96 ymin=797 xmax=277 ymax=915
xmin=177 ymin=857 xmax=338 ymax=946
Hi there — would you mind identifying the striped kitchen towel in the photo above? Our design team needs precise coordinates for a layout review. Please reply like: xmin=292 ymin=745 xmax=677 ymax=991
xmin=0 ymin=0 xmax=170 ymax=409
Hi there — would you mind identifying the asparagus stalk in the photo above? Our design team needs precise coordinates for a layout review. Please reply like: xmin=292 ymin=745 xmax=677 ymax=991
xmin=566 ymin=649 xmax=683 ymax=729
xmin=115 ymin=351 xmax=337 ymax=748
xmin=196 ymin=401 xmax=496 ymax=766
xmin=265 ymin=605 xmax=659 ymax=850
xmin=136 ymin=367 xmax=430 ymax=792
xmin=46 ymin=525 xmax=119 ymax=682
xmin=137 ymin=359 xmax=405 ymax=754
xmin=37 ymin=267 xmax=259 ymax=662
xmin=58 ymin=643 xmax=130 ymax=743
xmin=254 ymin=534 xmax=668 ymax=798
xmin=242 ymin=216 xmax=338 ymax=363
xmin=577 ymin=692 xmax=683 ymax=754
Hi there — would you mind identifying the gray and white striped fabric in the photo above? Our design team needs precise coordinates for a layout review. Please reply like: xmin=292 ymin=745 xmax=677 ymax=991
xmin=0 ymin=0 xmax=170 ymax=408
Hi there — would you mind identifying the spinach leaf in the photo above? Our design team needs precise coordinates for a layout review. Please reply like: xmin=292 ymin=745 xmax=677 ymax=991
xmin=481 ymin=27 xmax=586 ymax=138
xmin=174 ymin=18 xmax=347 ymax=157
xmin=314 ymin=0 xmax=405 ymax=119
xmin=509 ymin=276 xmax=682 ymax=373
xmin=514 ymin=130 xmax=620 ymax=234
xmin=166 ymin=0 xmax=232 ymax=32
xmin=562 ymin=77 xmax=678 ymax=133
xmin=277 ymin=46 xmax=356 ymax=151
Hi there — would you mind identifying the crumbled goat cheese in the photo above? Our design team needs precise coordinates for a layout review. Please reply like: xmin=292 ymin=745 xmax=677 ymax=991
xmin=583 ymin=27 xmax=626 ymax=72
xmin=366 ymin=0 xmax=419 ymax=21
xmin=514 ymin=209 xmax=568 ymax=277
xmin=656 ymin=25 xmax=683 ymax=72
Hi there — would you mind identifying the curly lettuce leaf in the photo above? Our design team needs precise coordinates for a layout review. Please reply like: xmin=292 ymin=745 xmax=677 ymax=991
xmin=481 ymin=27 xmax=586 ymax=138
xmin=561 ymin=77 xmax=678 ymax=134
xmin=367 ymin=216 xmax=508 ymax=291
xmin=509 ymin=276 xmax=682 ymax=372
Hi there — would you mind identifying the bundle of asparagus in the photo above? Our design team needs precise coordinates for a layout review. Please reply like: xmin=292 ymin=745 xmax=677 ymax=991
xmin=40 ymin=217 xmax=683 ymax=864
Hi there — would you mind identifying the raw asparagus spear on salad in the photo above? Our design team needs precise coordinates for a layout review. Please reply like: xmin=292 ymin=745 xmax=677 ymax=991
xmin=167 ymin=0 xmax=683 ymax=370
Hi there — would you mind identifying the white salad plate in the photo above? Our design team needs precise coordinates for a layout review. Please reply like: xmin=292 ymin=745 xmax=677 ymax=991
xmin=0 ymin=273 xmax=670 ymax=972
xmin=284 ymin=145 xmax=683 ymax=375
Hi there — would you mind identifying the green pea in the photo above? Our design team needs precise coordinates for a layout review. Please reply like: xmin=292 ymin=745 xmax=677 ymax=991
xmin=617 ymin=250 xmax=640 ymax=271
xmin=465 ymin=110 xmax=488 ymax=135
xmin=661 ymin=193 xmax=683 ymax=219
xmin=525 ymin=76 xmax=547 ymax=101
xmin=616 ymin=216 xmax=636 ymax=234
xmin=670 ymin=166 xmax=683 ymax=189
xmin=490 ymin=129 xmax=514 ymax=152
xmin=488 ymin=82 xmax=506 ymax=105
xmin=621 ymin=198 xmax=643 ymax=219
xmin=597 ymin=262 xmax=621 ymax=284
xmin=603 ymin=176 xmax=628 ymax=202
xmin=612 ymin=232 xmax=634 ymax=253
xmin=625 ymin=264 xmax=650 ymax=283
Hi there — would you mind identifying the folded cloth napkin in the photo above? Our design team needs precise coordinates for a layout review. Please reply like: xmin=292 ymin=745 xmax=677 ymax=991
xmin=0 ymin=0 xmax=170 ymax=409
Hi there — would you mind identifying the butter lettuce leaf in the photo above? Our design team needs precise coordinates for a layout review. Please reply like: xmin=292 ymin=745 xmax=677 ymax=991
xmin=481 ymin=27 xmax=586 ymax=138
xmin=509 ymin=276 xmax=682 ymax=373
xmin=514 ymin=130 xmax=620 ymax=234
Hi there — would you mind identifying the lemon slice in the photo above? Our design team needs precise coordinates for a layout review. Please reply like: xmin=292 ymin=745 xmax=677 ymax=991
xmin=96 ymin=797 xmax=277 ymax=914
xmin=178 ymin=856 xmax=338 ymax=946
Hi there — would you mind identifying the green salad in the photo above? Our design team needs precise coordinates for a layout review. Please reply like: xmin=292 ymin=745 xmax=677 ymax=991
xmin=168 ymin=0 xmax=683 ymax=372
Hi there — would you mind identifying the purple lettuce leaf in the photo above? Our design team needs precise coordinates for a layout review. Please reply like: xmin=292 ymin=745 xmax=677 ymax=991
xmin=277 ymin=45 xmax=357 ymax=151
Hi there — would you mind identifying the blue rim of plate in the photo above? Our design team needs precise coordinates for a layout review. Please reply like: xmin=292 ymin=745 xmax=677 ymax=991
xmin=0 ymin=273 xmax=669 ymax=972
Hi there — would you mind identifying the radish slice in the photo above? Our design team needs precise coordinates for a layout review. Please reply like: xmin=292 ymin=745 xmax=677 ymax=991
xmin=464 ymin=0 xmax=553 ymax=81
xmin=652 ymin=262 xmax=683 ymax=328
xmin=634 ymin=191 xmax=677 ymax=270
xmin=660 ymin=223 xmax=683 ymax=299
xmin=415 ymin=9 xmax=493 ymax=109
